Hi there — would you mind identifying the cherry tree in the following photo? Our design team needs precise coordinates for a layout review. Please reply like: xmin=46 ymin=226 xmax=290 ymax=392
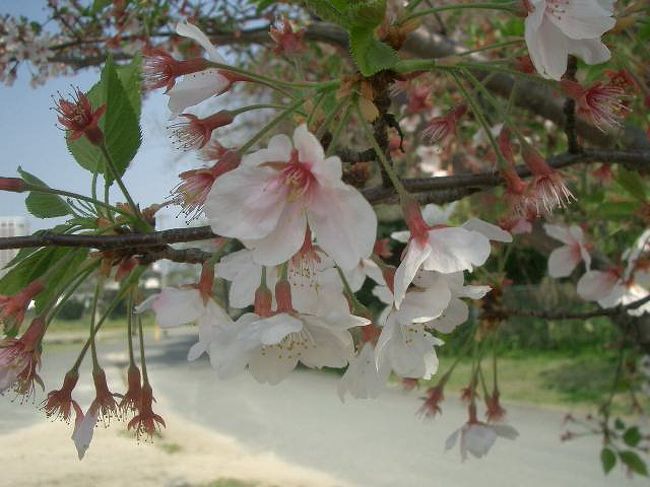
xmin=1 ymin=0 xmax=649 ymax=475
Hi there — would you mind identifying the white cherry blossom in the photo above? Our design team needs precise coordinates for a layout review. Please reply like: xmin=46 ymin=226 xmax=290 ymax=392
xmin=209 ymin=310 xmax=369 ymax=385
xmin=445 ymin=421 xmax=519 ymax=461
xmin=524 ymin=0 xmax=616 ymax=80
xmin=167 ymin=22 xmax=235 ymax=115
xmin=136 ymin=286 xmax=232 ymax=360
xmin=416 ymin=272 xmax=491 ymax=334
xmin=544 ymin=223 xmax=591 ymax=278
xmin=337 ymin=343 xmax=387 ymax=401
xmin=72 ymin=409 xmax=98 ymax=460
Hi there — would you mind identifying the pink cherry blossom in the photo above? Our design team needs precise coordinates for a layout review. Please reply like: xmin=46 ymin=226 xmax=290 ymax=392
xmin=205 ymin=124 xmax=377 ymax=271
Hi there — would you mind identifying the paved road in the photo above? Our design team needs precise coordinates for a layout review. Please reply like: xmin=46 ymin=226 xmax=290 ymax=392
xmin=0 ymin=333 xmax=643 ymax=487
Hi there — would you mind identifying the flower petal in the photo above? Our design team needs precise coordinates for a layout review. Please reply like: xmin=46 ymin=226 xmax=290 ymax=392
xmin=176 ymin=21 xmax=224 ymax=62
xmin=548 ymin=246 xmax=579 ymax=278
xmin=206 ymin=164 xmax=288 ymax=240
xmin=167 ymin=69 xmax=229 ymax=115
xmin=246 ymin=203 xmax=307 ymax=266
xmin=463 ymin=218 xmax=512 ymax=243
xmin=394 ymin=240 xmax=433 ymax=308
xmin=308 ymin=186 xmax=377 ymax=271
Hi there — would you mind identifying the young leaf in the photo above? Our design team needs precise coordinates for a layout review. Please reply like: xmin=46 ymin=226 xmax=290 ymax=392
xmin=303 ymin=0 xmax=347 ymax=25
xmin=349 ymin=26 xmax=399 ymax=76
xmin=17 ymin=167 xmax=72 ymax=218
xmin=34 ymin=249 xmax=89 ymax=313
xmin=66 ymin=56 xmax=142 ymax=182
xmin=0 ymin=248 xmax=72 ymax=296
xmin=600 ymin=447 xmax=616 ymax=474
xmin=623 ymin=426 xmax=642 ymax=447
xmin=619 ymin=450 xmax=648 ymax=476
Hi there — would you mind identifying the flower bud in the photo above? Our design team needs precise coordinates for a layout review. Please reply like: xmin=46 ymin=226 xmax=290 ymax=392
xmin=0 ymin=177 xmax=27 ymax=193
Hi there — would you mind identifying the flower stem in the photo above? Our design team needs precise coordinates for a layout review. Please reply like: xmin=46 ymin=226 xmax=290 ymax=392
xmin=24 ymin=183 xmax=133 ymax=219
xmin=402 ymin=2 xmax=518 ymax=22
xmin=138 ymin=314 xmax=149 ymax=384
xmin=90 ymin=281 xmax=102 ymax=372
xmin=71 ymin=267 xmax=146 ymax=373
xmin=98 ymin=143 xmax=148 ymax=229
xmin=355 ymin=101 xmax=410 ymax=199
xmin=449 ymin=70 xmax=507 ymax=169
xmin=238 ymin=98 xmax=306 ymax=154
xmin=230 ymin=103 xmax=307 ymax=118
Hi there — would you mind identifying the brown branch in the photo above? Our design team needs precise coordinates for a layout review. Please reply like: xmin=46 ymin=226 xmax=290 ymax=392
xmin=503 ymin=295 xmax=650 ymax=320
xmin=43 ymin=19 xmax=650 ymax=151
xmin=562 ymin=56 xmax=581 ymax=154
xmin=363 ymin=148 xmax=650 ymax=205
xmin=0 ymin=226 xmax=217 ymax=251
xmin=0 ymin=148 xmax=647 ymax=254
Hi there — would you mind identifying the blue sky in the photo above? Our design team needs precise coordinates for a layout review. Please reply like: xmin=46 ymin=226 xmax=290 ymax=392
xmin=0 ymin=1 xmax=201 ymax=231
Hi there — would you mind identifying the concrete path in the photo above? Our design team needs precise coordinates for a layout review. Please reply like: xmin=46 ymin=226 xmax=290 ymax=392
xmin=0 ymin=333 xmax=643 ymax=487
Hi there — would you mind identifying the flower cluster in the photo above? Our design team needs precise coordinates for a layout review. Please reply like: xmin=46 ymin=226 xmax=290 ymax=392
xmin=545 ymin=225 xmax=649 ymax=316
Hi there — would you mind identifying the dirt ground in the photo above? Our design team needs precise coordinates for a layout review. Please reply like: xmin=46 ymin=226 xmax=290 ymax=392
xmin=0 ymin=411 xmax=346 ymax=487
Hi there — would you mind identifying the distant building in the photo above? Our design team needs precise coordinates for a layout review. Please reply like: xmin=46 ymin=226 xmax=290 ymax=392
xmin=0 ymin=217 xmax=29 ymax=276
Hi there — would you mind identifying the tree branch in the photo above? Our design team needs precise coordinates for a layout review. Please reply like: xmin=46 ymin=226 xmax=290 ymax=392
xmin=0 ymin=148 xmax=647 ymax=255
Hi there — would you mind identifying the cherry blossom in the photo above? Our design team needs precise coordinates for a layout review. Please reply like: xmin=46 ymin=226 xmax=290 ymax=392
xmin=337 ymin=343 xmax=386 ymax=401
xmin=171 ymin=149 xmax=241 ymax=219
xmin=0 ymin=318 xmax=45 ymax=398
xmin=391 ymin=201 xmax=504 ymax=308
xmin=544 ymin=223 xmax=591 ymax=277
xmin=376 ymin=312 xmax=444 ymax=380
xmin=423 ymin=105 xmax=467 ymax=144
xmin=166 ymin=22 xmax=245 ymax=115
xmin=127 ymin=383 xmax=166 ymax=440
xmin=53 ymin=88 xmax=105 ymax=145
xmin=524 ymin=0 xmax=616 ymax=80
xmin=0 ymin=280 xmax=44 ymax=334
xmin=206 ymin=124 xmax=377 ymax=271
xmin=416 ymin=272 xmax=491 ymax=334
xmin=168 ymin=110 xmax=235 ymax=151
xmin=41 ymin=370 xmax=81 ymax=423
xmin=445 ymin=419 xmax=519 ymax=461
xmin=211 ymin=310 xmax=365 ymax=385
xmin=136 ymin=265 xmax=233 ymax=361
xmin=72 ymin=408 xmax=98 ymax=460
xmin=561 ymin=80 xmax=627 ymax=131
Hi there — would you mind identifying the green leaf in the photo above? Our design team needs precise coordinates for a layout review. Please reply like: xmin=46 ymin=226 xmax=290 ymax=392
xmin=616 ymin=167 xmax=647 ymax=202
xmin=349 ymin=26 xmax=399 ymax=76
xmin=601 ymin=448 xmax=617 ymax=475
xmin=619 ymin=450 xmax=648 ymax=476
xmin=346 ymin=0 xmax=387 ymax=29
xmin=67 ymin=56 xmax=142 ymax=182
xmin=0 ymin=248 xmax=72 ymax=296
xmin=598 ymin=201 xmax=640 ymax=219
xmin=34 ymin=249 xmax=89 ymax=313
xmin=614 ymin=418 xmax=626 ymax=430
xmin=623 ymin=427 xmax=642 ymax=447
xmin=17 ymin=167 xmax=73 ymax=218
xmin=303 ymin=0 xmax=347 ymax=24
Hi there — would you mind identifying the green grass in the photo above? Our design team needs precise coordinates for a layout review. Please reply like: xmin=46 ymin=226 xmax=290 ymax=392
xmin=431 ymin=350 xmax=646 ymax=413
xmin=46 ymin=314 xmax=156 ymax=334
